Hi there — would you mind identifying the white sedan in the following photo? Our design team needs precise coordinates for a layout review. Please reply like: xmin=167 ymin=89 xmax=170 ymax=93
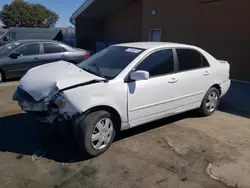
xmin=13 ymin=42 xmax=231 ymax=157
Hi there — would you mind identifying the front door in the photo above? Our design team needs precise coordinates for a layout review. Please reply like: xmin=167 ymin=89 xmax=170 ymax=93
xmin=173 ymin=49 xmax=213 ymax=108
xmin=5 ymin=43 xmax=42 ymax=78
xmin=127 ymin=49 xmax=180 ymax=127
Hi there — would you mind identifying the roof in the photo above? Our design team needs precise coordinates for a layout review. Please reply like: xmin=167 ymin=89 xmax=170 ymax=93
xmin=71 ymin=0 xmax=95 ymax=23
xmin=9 ymin=39 xmax=57 ymax=44
xmin=115 ymin=42 xmax=194 ymax=49
xmin=71 ymin=0 xmax=127 ymax=25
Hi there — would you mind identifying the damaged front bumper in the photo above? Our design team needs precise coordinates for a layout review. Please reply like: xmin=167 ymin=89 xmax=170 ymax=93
xmin=27 ymin=111 xmax=59 ymax=124
xmin=13 ymin=86 xmax=70 ymax=124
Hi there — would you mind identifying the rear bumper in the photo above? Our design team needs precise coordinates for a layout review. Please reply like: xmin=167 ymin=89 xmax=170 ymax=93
xmin=220 ymin=80 xmax=231 ymax=97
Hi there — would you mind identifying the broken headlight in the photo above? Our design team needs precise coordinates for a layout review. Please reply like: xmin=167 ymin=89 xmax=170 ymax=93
xmin=52 ymin=94 xmax=67 ymax=108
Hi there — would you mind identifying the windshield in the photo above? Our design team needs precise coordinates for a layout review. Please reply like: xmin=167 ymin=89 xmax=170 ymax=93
xmin=77 ymin=46 xmax=145 ymax=80
xmin=0 ymin=42 xmax=21 ymax=55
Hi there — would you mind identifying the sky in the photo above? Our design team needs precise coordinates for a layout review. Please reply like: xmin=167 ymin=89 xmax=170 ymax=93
xmin=0 ymin=0 xmax=85 ymax=27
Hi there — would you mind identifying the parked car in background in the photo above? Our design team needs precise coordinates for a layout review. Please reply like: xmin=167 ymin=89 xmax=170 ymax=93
xmin=0 ymin=39 xmax=89 ymax=82
xmin=13 ymin=42 xmax=231 ymax=157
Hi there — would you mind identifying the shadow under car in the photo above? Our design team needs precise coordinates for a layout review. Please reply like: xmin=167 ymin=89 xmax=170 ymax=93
xmin=0 ymin=111 xmax=198 ymax=162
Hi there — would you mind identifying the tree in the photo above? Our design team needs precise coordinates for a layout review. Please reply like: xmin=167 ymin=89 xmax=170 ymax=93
xmin=0 ymin=0 xmax=59 ymax=28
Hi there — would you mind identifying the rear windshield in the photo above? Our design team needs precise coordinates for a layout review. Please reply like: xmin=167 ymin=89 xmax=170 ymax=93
xmin=0 ymin=42 xmax=21 ymax=55
xmin=77 ymin=46 xmax=145 ymax=79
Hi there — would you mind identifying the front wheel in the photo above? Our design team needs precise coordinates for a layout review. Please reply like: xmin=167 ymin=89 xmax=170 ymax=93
xmin=199 ymin=87 xmax=220 ymax=116
xmin=75 ymin=110 xmax=116 ymax=157
xmin=0 ymin=70 xmax=4 ymax=83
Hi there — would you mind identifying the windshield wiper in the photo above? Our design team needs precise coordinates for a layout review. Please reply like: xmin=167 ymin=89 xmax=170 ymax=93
xmin=93 ymin=61 xmax=105 ymax=79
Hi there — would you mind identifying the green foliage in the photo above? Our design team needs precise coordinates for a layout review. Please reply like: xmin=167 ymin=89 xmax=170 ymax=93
xmin=0 ymin=0 xmax=59 ymax=28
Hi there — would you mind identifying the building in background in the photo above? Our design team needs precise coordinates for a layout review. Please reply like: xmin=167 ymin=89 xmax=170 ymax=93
xmin=0 ymin=27 xmax=76 ymax=47
xmin=71 ymin=0 xmax=250 ymax=82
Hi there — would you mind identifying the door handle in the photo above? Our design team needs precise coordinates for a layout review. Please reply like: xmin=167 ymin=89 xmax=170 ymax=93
xmin=34 ymin=57 xmax=39 ymax=60
xmin=168 ymin=77 xmax=178 ymax=83
xmin=204 ymin=71 xmax=210 ymax=76
xmin=61 ymin=54 xmax=67 ymax=58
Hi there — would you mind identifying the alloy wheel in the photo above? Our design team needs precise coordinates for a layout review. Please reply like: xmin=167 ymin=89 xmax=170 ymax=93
xmin=206 ymin=91 xmax=218 ymax=112
xmin=91 ymin=118 xmax=114 ymax=150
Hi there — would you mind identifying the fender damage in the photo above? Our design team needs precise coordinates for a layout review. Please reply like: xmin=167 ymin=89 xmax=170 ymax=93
xmin=13 ymin=61 xmax=105 ymax=123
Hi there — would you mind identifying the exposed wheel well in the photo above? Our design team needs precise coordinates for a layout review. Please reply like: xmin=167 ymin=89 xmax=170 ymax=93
xmin=211 ymin=84 xmax=222 ymax=95
xmin=86 ymin=106 xmax=122 ymax=131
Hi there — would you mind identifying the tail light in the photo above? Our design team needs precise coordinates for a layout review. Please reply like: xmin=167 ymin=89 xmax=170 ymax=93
xmin=84 ymin=51 xmax=90 ymax=59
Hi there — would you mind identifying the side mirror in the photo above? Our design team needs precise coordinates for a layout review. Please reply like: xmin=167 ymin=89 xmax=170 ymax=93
xmin=3 ymin=36 xmax=8 ymax=41
xmin=130 ymin=70 xmax=149 ymax=81
xmin=9 ymin=52 xmax=21 ymax=59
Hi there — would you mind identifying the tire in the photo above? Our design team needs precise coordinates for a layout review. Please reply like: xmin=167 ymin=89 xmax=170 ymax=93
xmin=75 ymin=110 xmax=116 ymax=157
xmin=199 ymin=87 xmax=220 ymax=116
xmin=0 ymin=70 xmax=4 ymax=83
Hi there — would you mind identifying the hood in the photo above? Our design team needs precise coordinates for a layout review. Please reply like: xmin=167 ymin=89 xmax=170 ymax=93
xmin=20 ymin=60 xmax=104 ymax=101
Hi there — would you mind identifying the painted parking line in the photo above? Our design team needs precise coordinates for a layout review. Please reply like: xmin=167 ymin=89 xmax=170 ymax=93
xmin=0 ymin=81 xmax=19 ymax=87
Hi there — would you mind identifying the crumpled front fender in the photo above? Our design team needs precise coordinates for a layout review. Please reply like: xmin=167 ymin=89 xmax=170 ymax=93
xmin=59 ymin=81 xmax=128 ymax=123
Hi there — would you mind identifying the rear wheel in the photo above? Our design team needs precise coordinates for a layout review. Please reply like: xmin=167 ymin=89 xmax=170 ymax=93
xmin=199 ymin=87 xmax=220 ymax=116
xmin=75 ymin=110 xmax=116 ymax=157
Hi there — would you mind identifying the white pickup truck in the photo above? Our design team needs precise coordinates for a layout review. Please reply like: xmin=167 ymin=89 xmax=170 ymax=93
xmin=13 ymin=42 xmax=231 ymax=157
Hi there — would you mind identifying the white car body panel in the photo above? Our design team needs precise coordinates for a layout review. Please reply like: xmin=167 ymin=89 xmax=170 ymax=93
xmin=61 ymin=79 xmax=128 ymax=124
xmin=14 ymin=42 xmax=231 ymax=130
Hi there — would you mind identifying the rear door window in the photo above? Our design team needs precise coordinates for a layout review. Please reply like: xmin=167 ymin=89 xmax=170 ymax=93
xmin=202 ymin=55 xmax=210 ymax=67
xmin=43 ymin=43 xmax=65 ymax=54
xmin=176 ymin=49 xmax=208 ymax=71
xmin=61 ymin=46 xmax=68 ymax=52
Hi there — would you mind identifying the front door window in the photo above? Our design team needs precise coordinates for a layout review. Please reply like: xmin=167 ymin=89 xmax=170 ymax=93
xmin=128 ymin=49 xmax=177 ymax=127
xmin=15 ymin=43 xmax=40 ymax=56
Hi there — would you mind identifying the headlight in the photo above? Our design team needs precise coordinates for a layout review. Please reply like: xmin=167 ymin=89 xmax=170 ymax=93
xmin=53 ymin=94 xmax=67 ymax=108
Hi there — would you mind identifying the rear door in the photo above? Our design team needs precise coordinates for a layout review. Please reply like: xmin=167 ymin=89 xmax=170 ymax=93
xmin=173 ymin=48 xmax=213 ymax=109
xmin=40 ymin=42 xmax=69 ymax=65
xmin=60 ymin=44 xmax=86 ymax=64
xmin=4 ymin=42 xmax=42 ymax=78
